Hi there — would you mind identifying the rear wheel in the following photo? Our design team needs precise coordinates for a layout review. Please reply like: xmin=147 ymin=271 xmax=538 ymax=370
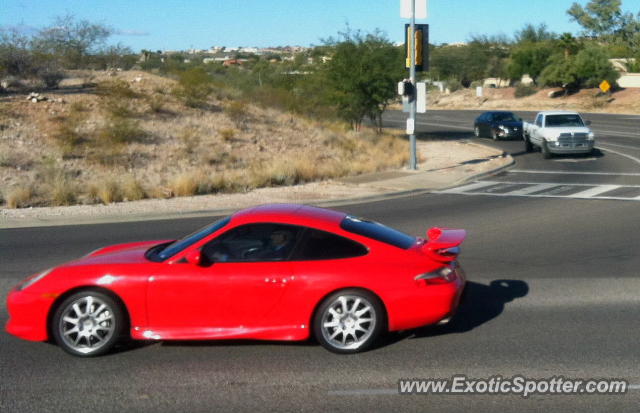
xmin=52 ymin=290 xmax=125 ymax=357
xmin=313 ymin=289 xmax=384 ymax=354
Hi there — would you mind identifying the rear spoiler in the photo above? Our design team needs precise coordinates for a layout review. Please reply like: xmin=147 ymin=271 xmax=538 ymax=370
xmin=422 ymin=227 xmax=466 ymax=262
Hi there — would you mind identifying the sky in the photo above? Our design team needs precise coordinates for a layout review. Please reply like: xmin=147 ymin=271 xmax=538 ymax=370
xmin=2 ymin=0 xmax=640 ymax=51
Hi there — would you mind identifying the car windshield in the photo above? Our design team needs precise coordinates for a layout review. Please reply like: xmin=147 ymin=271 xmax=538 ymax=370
xmin=545 ymin=114 xmax=584 ymax=127
xmin=151 ymin=216 xmax=231 ymax=261
xmin=340 ymin=215 xmax=416 ymax=249
xmin=494 ymin=113 xmax=518 ymax=122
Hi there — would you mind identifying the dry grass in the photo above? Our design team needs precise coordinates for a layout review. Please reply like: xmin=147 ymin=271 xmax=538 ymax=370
xmin=121 ymin=176 xmax=147 ymax=201
xmin=219 ymin=128 xmax=236 ymax=142
xmin=168 ymin=170 xmax=209 ymax=197
xmin=89 ymin=180 xmax=123 ymax=205
xmin=6 ymin=186 xmax=35 ymax=208
xmin=50 ymin=178 xmax=77 ymax=206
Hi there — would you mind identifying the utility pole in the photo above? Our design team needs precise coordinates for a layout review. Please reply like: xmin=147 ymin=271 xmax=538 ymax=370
xmin=408 ymin=0 xmax=417 ymax=170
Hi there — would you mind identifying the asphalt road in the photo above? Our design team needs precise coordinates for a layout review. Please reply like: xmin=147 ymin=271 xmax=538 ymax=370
xmin=2 ymin=110 xmax=640 ymax=412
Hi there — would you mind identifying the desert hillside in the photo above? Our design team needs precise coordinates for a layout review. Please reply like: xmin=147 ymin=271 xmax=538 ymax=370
xmin=0 ymin=71 xmax=407 ymax=208
xmin=428 ymin=86 xmax=640 ymax=114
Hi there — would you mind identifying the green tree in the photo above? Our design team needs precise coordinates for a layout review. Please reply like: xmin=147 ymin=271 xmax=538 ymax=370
xmin=319 ymin=29 xmax=404 ymax=131
xmin=514 ymin=23 xmax=556 ymax=43
xmin=32 ymin=15 xmax=112 ymax=69
xmin=507 ymin=42 xmax=554 ymax=82
xmin=573 ymin=45 xmax=620 ymax=87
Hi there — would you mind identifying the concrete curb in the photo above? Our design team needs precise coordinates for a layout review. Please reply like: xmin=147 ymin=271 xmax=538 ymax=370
xmin=1 ymin=142 xmax=514 ymax=229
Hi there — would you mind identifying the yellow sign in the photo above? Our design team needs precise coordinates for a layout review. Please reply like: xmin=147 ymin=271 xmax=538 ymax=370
xmin=599 ymin=80 xmax=611 ymax=93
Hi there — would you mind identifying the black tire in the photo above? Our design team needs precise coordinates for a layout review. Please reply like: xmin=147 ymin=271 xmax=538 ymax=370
xmin=313 ymin=289 xmax=385 ymax=354
xmin=524 ymin=134 xmax=533 ymax=152
xmin=541 ymin=140 xmax=552 ymax=159
xmin=51 ymin=290 xmax=125 ymax=357
xmin=474 ymin=126 xmax=481 ymax=138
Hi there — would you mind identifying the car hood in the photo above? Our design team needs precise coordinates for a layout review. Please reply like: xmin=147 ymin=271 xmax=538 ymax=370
xmin=67 ymin=239 xmax=172 ymax=266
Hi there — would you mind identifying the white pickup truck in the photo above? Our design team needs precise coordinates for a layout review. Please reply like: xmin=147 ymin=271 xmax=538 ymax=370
xmin=522 ymin=111 xmax=595 ymax=159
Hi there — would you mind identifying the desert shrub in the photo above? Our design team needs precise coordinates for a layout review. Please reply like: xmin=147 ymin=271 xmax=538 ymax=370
xmin=38 ymin=67 xmax=65 ymax=89
xmin=6 ymin=186 xmax=35 ymax=208
xmin=225 ymin=101 xmax=249 ymax=129
xmin=89 ymin=180 xmax=123 ymax=204
xmin=97 ymin=116 xmax=146 ymax=145
xmin=51 ymin=109 xmax=87 ymax=157
xmin=179 ymin=128 xmax=201 ymax=155
xmin=121 ymin=176 xmax=146 ymax=200
xmin=218 ymin=128 xmax=236 ymax=142
xmin=173 ymin=67 xmax=213 ymax=108
xmin=50 ymin=178 xmax=76 ymax=206
xmin=96 ymin=79 xmax=140 ymax=99
xmin=146 ymin=94 xmax=166 ymax=114
xmin=169 ymin=171 xmax=208 ymax=197
xmin=515 ymin=84 xmax=537 ymax=98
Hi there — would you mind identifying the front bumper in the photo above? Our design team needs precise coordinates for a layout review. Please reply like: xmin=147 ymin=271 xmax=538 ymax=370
xmin=5 ymin=288 xmax=54 ymax=341
xmin=548 ymin=141 xmax=594 ymax=154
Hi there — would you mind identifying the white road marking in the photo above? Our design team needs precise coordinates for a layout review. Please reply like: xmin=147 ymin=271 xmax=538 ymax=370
xmin=597 ymin=142 xmax=640 ymax=150
xmin=508 ymin=183 xmax=558 ymax=195
xmin=567 ymin=185 xmax=620 ymax=198
xmin=510 ymin=169 xmax=640 ymax=177
xmin=438 ymin=181 xmax=640 ymax=201
xmin=597 ymin=146 xmax=640 ymax=166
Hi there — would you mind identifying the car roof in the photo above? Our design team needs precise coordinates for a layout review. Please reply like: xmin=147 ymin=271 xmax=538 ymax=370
xmin=231 ymin=203 xmax=347 ymax=228
xmin=539 ymin=111 xmax=581 ymax=116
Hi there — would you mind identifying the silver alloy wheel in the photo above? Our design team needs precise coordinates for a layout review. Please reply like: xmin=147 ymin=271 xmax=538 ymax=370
xmin=320 ymin=295 xmax=376 ymax=350
xmin=58 ymin=295 xmax=116 ymax=355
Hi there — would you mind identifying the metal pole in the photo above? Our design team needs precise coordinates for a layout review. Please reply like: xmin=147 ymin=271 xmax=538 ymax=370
xmin=409 ymin=0 xmax=417 ymax=170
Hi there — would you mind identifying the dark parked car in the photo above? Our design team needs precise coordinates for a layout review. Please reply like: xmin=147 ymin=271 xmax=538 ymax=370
xmin=473 ymin=111 xmax=523 ymax=140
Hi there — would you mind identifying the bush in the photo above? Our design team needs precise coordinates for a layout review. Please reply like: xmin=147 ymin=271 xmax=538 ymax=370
xmin=6 ymin=186 xmax=34 ymax=208
xmin=225 ymin=101 xmax=249 ymax=129
xmin=219 ymin=128 xmax=236 ymax=142
xmin=173 ymin=67 xmax=213 ymax=108
xmin=97 ymin=117 xmax=146 ymax=145
xmin=515 ymin=84 xmax=537 ymax=98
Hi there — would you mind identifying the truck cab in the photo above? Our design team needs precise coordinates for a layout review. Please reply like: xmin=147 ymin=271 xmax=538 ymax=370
xmin=523 ymin=111 xmax=595 ymax=159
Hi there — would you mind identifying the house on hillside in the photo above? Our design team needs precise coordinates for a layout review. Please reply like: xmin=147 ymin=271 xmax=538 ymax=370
xmin=609 ymin=58 xmax=640 ymax=88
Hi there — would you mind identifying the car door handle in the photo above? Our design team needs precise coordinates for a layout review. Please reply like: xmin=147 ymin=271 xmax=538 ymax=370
xmin=264 ymin=276 xmax=294 ymax=284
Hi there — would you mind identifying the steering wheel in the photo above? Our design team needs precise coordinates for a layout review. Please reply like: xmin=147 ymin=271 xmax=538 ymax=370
xmin=242 ymin=247 xmax=262 ymax=259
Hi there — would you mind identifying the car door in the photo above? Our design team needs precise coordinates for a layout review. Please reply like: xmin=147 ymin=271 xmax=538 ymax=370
xmin=531 ymin=114 xmax=544 ymax=144
xmin=145 ymin=223 xmax=301 ymax=335
xmin=481 ymin=113 xmax=492 ymax=136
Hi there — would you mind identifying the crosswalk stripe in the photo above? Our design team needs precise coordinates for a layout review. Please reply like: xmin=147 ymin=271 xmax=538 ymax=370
xmin=437 ymin=181 xmax=640 ymax=202
xmin=567 ymin=185 xmax=620 ymax=198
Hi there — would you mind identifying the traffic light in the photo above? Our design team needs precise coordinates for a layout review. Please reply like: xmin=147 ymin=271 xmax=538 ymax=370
xmin=405 ymin=24 xmax=429 ymax=72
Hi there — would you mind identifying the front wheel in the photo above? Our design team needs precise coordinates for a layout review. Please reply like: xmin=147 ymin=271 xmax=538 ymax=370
xmin=524 ymin=134 xmax=533 ymax=152
xmin=313 ymin=289 xmax=384 ymax=354
xmin=541 ymin=140 xmax=552 ymax=159
xmin=51 ymin=290 xmax=125 ymax=357
xmin=491 ymin=130 xmax=499 ymax=141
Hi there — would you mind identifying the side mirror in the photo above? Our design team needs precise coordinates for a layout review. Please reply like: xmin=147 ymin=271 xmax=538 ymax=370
xmin=585 ymin=120 xmax=592 ymax=125
xmin=185 ymin=249 xmax=202 ymax=266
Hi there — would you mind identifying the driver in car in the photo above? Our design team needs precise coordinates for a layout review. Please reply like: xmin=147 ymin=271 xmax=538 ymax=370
xmin=260 ymin=229 xmax=294 ymax=260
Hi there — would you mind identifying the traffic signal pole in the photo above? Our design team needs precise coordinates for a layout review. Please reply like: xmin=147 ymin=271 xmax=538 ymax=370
xmin=409 ymin=0 xmax=417 ymax=170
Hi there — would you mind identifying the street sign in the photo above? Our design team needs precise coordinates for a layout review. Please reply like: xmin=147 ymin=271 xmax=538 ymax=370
xmin=405 ymin=24 xmax=429 ymax=72
xmin=417 ymin=82 xmax=426 ymax=113
xmin=401 ymin=0 xmax=427 ymax=19
xmin=599 ymin=80 xmax=611 ymax=93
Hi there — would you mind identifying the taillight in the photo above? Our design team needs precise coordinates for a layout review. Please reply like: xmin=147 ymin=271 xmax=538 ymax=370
xmin=415 ymin=265 xmax=456 ymax=284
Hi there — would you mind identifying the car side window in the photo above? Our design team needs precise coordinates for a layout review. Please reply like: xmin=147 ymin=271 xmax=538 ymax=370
xmin=535 ymin=114 xmax=542 ymax=127
xmin=201 ymin=223 xmax=301 ymax=264
xmin=292 ymin=228 xmax=368 ymax=261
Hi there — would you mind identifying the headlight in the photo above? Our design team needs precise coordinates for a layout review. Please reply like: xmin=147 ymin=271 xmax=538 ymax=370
xmin=17 ymin=269 xmax=52 ymax=291
xmin=499 ymin=125 xmax=509 ymax=132
xmin=588 ymin=132 xmax=595 ymax=140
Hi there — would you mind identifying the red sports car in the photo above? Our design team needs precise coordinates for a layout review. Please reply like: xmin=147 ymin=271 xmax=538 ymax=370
xmin=6 ymin=204 xmax=466 ymax=356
